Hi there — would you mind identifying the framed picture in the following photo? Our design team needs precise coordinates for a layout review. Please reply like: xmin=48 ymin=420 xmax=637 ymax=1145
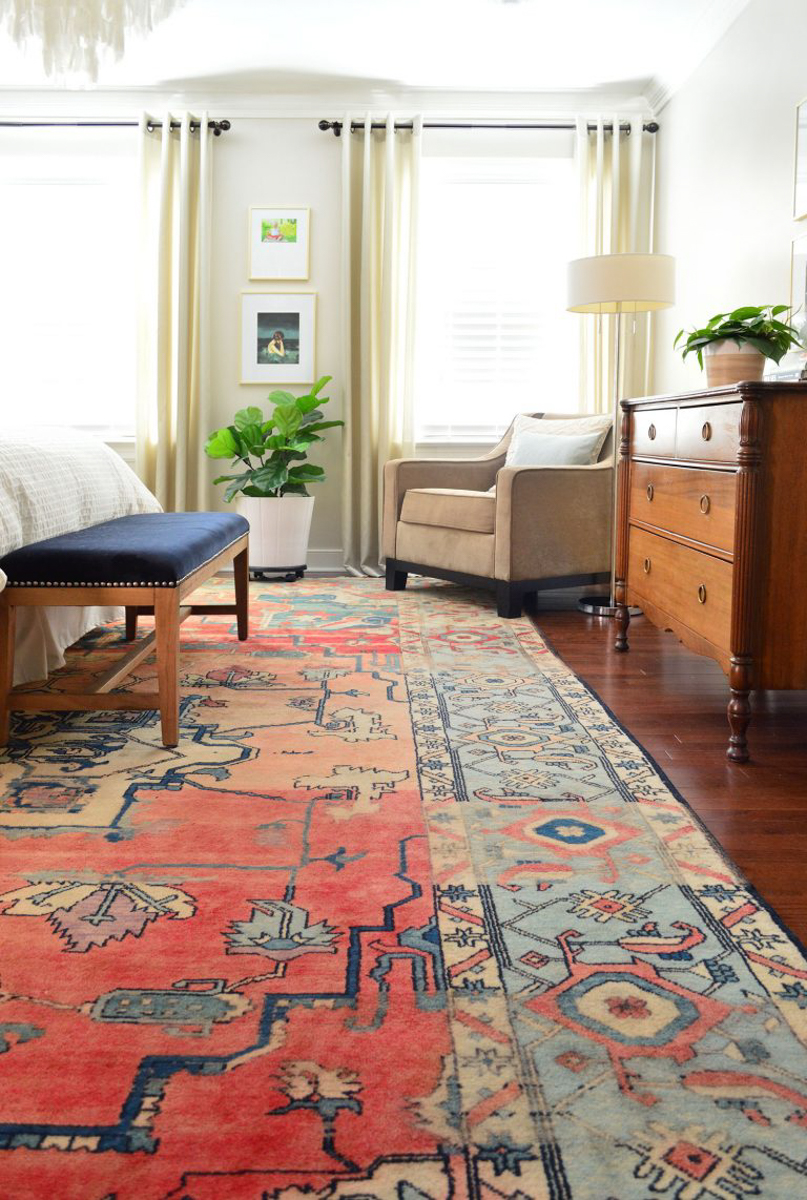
xmin=240 ymin=292 xmax=316 ymax=385
xmin=765 ymin=234 xmax=807 ymax=380
xmin=794 ymin=98 xmax=807 ymax=221
xmin=249 ymin=207 xmax=310 ymax=280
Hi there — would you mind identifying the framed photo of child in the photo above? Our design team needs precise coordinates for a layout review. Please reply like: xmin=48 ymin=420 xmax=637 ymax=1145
xmin=249 ymin=207 xmax=310 ymax=280
xmin=240 ymin=292 xmax=316 ymax=384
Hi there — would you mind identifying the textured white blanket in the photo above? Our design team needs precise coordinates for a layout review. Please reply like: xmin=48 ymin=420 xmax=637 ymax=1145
xmin=0 ymin=428 xmax=160 ymax=683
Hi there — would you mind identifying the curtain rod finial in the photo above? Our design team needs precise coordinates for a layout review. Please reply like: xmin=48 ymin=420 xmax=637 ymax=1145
xmin=318 ymin=119 xmax=342 ymax=137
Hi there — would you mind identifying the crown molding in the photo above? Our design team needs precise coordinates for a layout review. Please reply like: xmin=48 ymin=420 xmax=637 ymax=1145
xmin=0 ymin=85 xmax=654 ymax=122
xmin=645 ymin=0 xmax=752 ymax=113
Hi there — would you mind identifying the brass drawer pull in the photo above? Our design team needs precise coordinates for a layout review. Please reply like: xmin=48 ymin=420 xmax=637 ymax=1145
xmin=700 ymin=494 xmax=711 ymax=514
xmin=648 ymin=423 xmax=657 ymax=441
xmin=698 ymin=584 xmax=707 ymax=604
xmin=702 ymin=421 xmax=712 ymax=441
xmin=643 ymin=558 xmax=651 ymax=574
xmin=646 ymin=484 xmax=654 ymax=501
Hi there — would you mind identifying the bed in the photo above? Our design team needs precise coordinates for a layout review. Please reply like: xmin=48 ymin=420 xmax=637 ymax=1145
xmin=0 ymin=428 xmax=160 ymax=685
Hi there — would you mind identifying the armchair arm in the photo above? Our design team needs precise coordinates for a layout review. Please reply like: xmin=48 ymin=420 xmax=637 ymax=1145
xmin=383 ymin=451 xmax=505 ymax=559
xmin=493 ymin=461 xmax=614 ymax=581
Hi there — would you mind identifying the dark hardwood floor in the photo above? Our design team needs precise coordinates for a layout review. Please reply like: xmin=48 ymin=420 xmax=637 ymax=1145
xmin=531 ymin=603 xmax=807 ymax=945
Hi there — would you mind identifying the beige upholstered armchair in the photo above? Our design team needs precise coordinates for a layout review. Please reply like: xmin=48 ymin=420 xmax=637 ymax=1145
xmin=383 ymin=412 xmax=613 ymax=618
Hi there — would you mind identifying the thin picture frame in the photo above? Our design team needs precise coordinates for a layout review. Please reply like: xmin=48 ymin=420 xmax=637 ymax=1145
xmin=765 ymin=234 xmax=807 ymax=380
xmin=248 ymin=207 xmax=311 ymax=280
xmin=793 ymin=97 xmax=807 ymax=221
xmin=240 ymin=292 xmax=316 ymax=385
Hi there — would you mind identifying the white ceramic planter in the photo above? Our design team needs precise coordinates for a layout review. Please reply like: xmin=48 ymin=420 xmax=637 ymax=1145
xmin=704 ymin=340 xmax=765 ymax=388
xmin=236 ymin=495 xmax=315 ymax=573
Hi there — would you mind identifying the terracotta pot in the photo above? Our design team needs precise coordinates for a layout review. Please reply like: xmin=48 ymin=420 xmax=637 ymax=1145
xmin=236 ymin=495 xmax=315 ymax=571
xmin=703 ymin=340 xmax=766 ymax=387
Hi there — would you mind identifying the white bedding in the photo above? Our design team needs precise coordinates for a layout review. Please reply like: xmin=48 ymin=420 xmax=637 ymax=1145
xmin=0 ymin=427 xmax=161 ymax=684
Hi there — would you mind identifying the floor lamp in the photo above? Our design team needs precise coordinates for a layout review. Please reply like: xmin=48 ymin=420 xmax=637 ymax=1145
xmin=567 ymin=252 xmax=676 ymax=615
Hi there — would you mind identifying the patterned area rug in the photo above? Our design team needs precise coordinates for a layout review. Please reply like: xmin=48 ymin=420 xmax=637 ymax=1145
xmin=2 ymin=578 xmax=807 ymax=1200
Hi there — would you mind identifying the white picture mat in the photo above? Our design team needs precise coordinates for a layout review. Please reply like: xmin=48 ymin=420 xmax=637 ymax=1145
xmin=249 ymin=207 xmax=310 ymax=279
xmin=794 ymin=99 xmax=807 ymax=221
xmin=240 ymin=292 xmax=316 ymax=385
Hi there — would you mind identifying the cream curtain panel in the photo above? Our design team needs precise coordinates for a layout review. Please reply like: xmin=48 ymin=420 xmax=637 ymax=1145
xmin=576 ymin=116 xmax=657 ymax=415
xmin=341 ymin=114 xmax=422 ymax=574
xmin=136 ymin=112 xmax=213 ymax=512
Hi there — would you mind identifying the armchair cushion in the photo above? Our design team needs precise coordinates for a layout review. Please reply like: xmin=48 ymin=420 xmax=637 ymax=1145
xmin=400 ymin=488 xmax=495 ymax=534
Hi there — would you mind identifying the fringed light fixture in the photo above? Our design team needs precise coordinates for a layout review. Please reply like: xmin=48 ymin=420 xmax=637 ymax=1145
xmin=0 ymin=0 xmax=187 ymax=81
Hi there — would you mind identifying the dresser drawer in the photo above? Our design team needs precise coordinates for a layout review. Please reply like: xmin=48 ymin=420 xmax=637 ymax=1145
xmin=633 ymin=407 xmax=676 ymax=457
xmin=629 ymin=463 xmax=737 ymax=553
xmin=676 ymin=402 xmax=741 ymax=463
xmin=628 ymin=527 xmax=733 ymax=652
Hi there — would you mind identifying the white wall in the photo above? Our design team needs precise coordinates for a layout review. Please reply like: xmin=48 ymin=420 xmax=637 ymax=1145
xmin=653 ymin=0 xmax=807 ymax=394
xmin=210 ymin=118 xmax=344 ymax=568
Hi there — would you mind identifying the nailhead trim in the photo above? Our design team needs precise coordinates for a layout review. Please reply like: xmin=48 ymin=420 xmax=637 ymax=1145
xmin=4 ymin=530 xmax=246 ymax=590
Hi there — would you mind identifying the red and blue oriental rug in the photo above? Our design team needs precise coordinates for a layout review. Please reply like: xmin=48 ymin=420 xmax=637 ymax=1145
xmin=1 ymin=579 xmax=807 ymax=1199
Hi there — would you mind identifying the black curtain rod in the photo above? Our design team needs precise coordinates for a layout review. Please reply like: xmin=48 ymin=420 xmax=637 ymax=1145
xmin=319 ymin=118 xmax=659 ymax=137
xmin=0 ymin=118 xmax=232 ymax=136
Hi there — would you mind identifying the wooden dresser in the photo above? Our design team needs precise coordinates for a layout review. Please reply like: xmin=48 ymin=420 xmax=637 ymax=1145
xmin=614 ymin=381 xmax=807 ymax=762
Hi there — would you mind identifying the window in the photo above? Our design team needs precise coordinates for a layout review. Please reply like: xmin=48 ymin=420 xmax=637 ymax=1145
xmin=0 ymin=129 xmax=138 ymax=437
xmin=414 ymin=152 xmax=579 ymax=444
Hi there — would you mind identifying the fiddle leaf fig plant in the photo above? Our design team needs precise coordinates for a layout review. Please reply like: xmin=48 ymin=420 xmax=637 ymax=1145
xmin=205 ymin=375 xmax=343 ymax=501
xmin=674 ymin=305 xmax=803 ymax=369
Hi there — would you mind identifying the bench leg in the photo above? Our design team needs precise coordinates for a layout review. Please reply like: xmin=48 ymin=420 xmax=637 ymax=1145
xmin=233 ymin=547 xmax=249 ymax=641
xmin=0 ymin=602 xmax=15 ymax=745
xmin=155 ymin=589 xmax=180 ymax=747
xmin=125 ymin=606 xmax=138 ymax=641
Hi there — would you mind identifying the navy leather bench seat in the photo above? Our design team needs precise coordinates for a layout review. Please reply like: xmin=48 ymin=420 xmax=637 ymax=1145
xmin=0 ymin=512 xmax=250 ymax=748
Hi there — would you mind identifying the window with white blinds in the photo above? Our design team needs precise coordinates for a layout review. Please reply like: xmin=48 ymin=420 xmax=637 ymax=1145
xmin=414 ymin=154 xmax=579 ymax=444
xmin=0 ymin=129 xmax=138 ymax=436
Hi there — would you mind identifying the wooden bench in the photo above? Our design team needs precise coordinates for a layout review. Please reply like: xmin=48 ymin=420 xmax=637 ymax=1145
xmin=0 ymin=512 xmax=249 ymax=747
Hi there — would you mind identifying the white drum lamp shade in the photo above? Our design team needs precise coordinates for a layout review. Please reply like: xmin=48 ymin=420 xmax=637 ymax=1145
xmin=567 ymin=253 xmax=676 ymax=314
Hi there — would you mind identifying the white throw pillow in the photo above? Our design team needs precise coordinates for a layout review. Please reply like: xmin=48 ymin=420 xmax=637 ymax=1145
xmin=504 ymin=413 xmax=612 ymax=467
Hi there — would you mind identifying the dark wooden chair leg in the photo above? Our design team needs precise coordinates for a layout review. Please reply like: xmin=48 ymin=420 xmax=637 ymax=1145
xmin=0 ymin=601 xmax=16 ymax=744
xmin=496 ymin=582 xmax=522 ymax=619
xmin=233 ymin=547 xmax=249 ymax=641
xmin=155 ymin=589 xmax=181 ymax=747
xmin=125 ymin=606 xmax=138 ymax=641
xmin=386 ymin=561 xmax=408 ymax=591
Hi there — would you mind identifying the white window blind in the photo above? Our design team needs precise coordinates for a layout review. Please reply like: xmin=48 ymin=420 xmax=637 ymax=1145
xmin=0 ymin=128 xmax=138 ymax=436
xmin=414 ymin=154 xmax=579 ymax=444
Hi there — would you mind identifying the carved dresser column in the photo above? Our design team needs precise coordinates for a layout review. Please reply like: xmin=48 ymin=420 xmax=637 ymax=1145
xmin=727 ymin=395 xmax=763 ymax=762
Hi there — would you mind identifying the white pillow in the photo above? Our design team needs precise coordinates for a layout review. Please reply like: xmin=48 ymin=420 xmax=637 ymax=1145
xmin=504 ymin=413 xmax=612 ymax=467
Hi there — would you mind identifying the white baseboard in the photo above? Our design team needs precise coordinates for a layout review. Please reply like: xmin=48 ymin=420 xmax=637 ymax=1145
xmin=306 ymin=548 xmax=345 ymax=571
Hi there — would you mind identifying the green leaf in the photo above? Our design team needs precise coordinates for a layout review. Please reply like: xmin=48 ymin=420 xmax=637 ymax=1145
xmin=224 ymin=474 xmax=252 ymax=503
xmin=288 ymin=463 xmax=325 ymax=479
xmin=233 ymin=406 xmax=264 ymax=431
xmin=296 ymin=393 xmax=323 ymax=414
xmin=280 ymin=481 xmax=311 ymax=497
xmin=204 ymin=427 xmax=240 ymax=459
xmin=727 ymin=305 xmax=765 ymax=321
xmin=303 ymin=420 xmax=344 ymax=435
xmin=251 ymin=460 xmax=289 ymax=492
xmin=300 ymin=408 xmax=324 ymax=427
xmin=272 ymin=405 xmax=303 ymax=437
xmin=267 ymin=389 xmax=297 ymax=407
xmin=311 ymin=375 xmax=332 ymax=396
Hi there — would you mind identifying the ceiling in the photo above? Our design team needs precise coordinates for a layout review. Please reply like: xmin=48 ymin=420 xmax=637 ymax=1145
xmin=0 ymin=0 xmax=752 ymax=107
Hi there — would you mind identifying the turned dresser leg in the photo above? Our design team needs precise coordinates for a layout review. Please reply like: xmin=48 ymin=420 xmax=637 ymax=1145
xmin=614 ymin=578 xmax=630 ymax=652
xmin=727 ymin=656 xmax=752 ymax=763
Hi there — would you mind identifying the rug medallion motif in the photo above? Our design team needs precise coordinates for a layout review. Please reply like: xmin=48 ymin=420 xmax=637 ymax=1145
xmin=1 ymin=579 xmax=806 ymax=1199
